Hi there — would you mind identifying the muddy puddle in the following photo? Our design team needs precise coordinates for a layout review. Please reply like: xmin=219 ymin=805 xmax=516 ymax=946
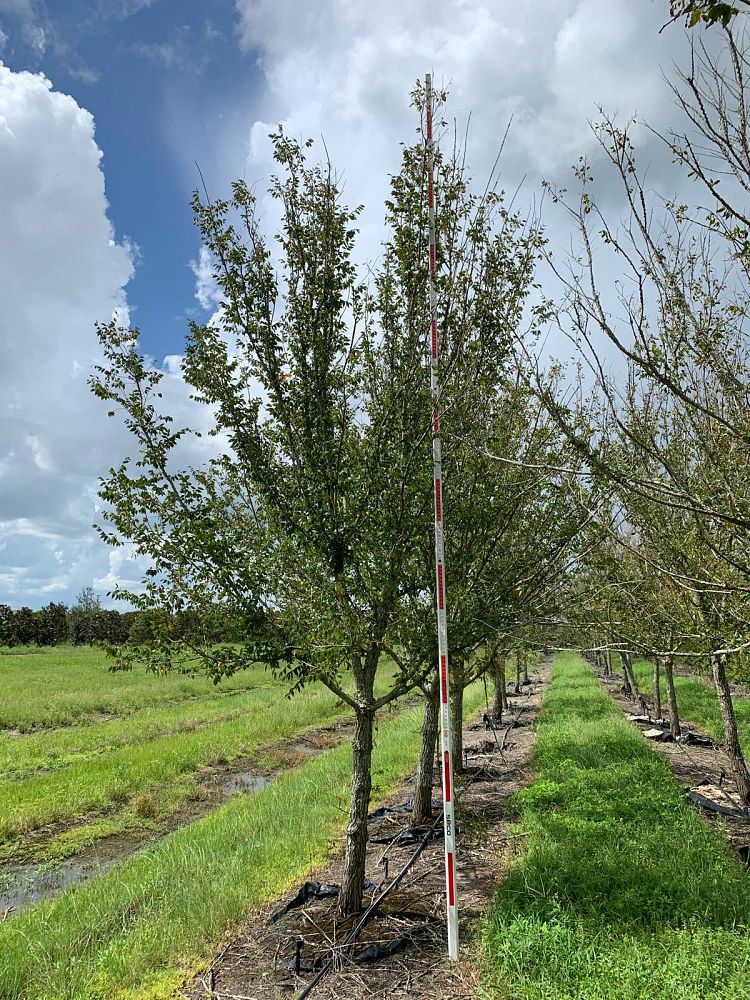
xmin=0 ymin=835 xmax=142 ymax=915
xmin=0 ymin=763 xmax=276 ymax=917
xmin=220 ymin=771 xmax=269 ymax=796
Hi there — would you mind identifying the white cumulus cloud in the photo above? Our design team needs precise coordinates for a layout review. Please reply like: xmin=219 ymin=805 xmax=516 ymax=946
xmin=234 ymin=0 xmax=705 ymax=264
xmin=0 ymin=63 xmax=214 ymax=607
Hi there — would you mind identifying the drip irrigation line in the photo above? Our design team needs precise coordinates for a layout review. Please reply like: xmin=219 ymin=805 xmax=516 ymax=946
xmin=294 ymin=811 xmax=443 ymax=1000
xmin=668 ymin=731 xmax=746 ymax=813
xmin=499 ymin=690 xmax=531 ymax=750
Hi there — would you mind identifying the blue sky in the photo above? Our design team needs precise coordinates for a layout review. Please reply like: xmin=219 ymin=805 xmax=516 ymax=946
xmin=0 ymin=1 xmax=700 ymax=608
xmin=0 ymin=0 xmax=264 ymax=359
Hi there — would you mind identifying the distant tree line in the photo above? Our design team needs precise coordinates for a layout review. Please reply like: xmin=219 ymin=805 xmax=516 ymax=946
xmin=0 ymin=587 xmax=243 ymax=648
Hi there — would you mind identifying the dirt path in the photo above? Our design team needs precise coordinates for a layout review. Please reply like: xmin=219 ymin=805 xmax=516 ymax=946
xmin=184 ymin=667 xmax=550 ymax=1000
xmin=600 ymin=672 xmax=750 ymax=868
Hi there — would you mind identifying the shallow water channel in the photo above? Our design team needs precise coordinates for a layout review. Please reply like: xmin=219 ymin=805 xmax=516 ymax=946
xmin=2 ymin=764 xmax=277 ymax=917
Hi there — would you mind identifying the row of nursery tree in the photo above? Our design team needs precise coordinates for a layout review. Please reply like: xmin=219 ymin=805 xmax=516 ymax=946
xmin=536 ymin=30 xmax=750 ymax=808
xmin=89 ymin=24 xmax=750 ymax=916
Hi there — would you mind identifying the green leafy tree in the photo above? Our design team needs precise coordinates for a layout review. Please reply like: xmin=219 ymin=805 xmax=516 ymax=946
xmin=10 ymin=607 xmax=36 ymax=646
xmin=73 ymin=586 xmax=101 ymax=614
xmin=35 ymin=602 xmax=69 ymax=646
xmin=0 ymin=604 xmax=13 ymax=647
xmin=92 ymin=84 xmax=550 ymax=914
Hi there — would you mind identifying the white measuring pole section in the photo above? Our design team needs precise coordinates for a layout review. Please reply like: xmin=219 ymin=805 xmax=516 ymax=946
xmin=425 ymin=72 xmax=459 ymax=961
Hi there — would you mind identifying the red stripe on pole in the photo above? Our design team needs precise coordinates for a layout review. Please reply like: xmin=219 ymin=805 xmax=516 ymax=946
xmin=426 ymin=71 xmax=458 ymax=961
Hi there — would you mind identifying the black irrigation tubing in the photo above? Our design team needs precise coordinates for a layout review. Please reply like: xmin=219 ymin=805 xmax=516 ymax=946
xmin=294 ymin=811 xmax=443 ymax=1000
xmin=296 ymin=677 xmax=544 ymax=1000
xmin=482 ymin=678 xmax=536 ymax=759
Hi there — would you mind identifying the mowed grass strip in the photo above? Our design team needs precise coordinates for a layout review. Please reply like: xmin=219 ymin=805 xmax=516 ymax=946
xmin=0 ymin=684 xmax=486 ymax=1000
xmin=0 ymin=646 xmax=271 ymax=732
xmin=0 ymin=693 xmax=273 ymax=778
xmin=0 ymin=681 xmax=354 ymax=841
xmin=481 ymin=653 xmax=750 ymax=1000
xmin=633 ymin=658 xmax=750 ymax=752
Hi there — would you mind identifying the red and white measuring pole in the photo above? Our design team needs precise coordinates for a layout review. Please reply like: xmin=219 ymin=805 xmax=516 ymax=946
xmin=425 ymin=72 xmax=459 ymax=961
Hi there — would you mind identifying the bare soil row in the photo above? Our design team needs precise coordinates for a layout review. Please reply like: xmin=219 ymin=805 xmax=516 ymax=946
xmin=184 ymin=672 xmax=550 ymax=1000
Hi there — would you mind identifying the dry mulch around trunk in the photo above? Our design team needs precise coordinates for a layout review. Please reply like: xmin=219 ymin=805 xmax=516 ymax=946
xmin=601 ymin=674 xmax=750 ymax=870
xmin=183 ymin=668 xmax=550 ymax=1000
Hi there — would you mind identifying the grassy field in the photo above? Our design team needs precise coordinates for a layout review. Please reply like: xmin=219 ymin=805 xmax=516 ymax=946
xmin=0 ymin=646 xmax=273 ymax=731
xmin=632 ymin=658 xmax=750 ymax=753
xmin=0 ymin=679 xmax=487 ymax=1000
xmin=482 ymin=653 xmax=750 ymax=1000
xmin=0 ymin=647 xmax=397 ymax=862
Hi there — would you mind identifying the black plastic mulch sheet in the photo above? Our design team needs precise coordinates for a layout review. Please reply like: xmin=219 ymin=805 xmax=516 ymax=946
xmin=353 ymin=938 xmax=409 ymax=963
xmin=267 ymin=880 xmax=379 ymax=926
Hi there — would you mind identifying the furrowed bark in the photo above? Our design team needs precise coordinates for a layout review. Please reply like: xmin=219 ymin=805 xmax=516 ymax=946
xmin=663 ymin=653 xmax=680 ymax=739
xmin=413 ymin=677 xmax=439 ymax=825
xmin=653 ymin=657 xmax=662 ymax=721
xmin=710 ymin=651 xmax=750 ymax=807
xmin=338 ymin=703 xmax=375 ymax=916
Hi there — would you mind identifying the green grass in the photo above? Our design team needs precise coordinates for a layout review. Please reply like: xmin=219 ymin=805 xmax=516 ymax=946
xmin=0 ymin=646 xmax=272 ymax=732
xmin=0 ymin=684 xmax=486 ymax=1000
xmin=481 ymin=653 xmax=750 ymax=1000
xmin=0 ymin=649 xmax=409 ymax=857
xmin=0 ymin=682 xmax=358 ymax=847
xmin=0 ymin=692 xmax=281 ymax=777
xmin=632 ymin=659 xmax=750 ymax=754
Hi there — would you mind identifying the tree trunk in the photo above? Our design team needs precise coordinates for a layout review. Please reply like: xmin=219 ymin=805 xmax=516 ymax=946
xmin=523 ymin=652 xmax=529 ymax=684
xmin=492 ymin=654 xmax=506 ymax=720
xmin=604 ymin=649 xmax=613 ymax=678
xmin=413 ymin=680 xmax=439 ymax=826
xmin=514 ymin=655 xmax=521 ymax=694
xmin=710 ymin=651 xmax=750 ymax=807
xmin=653 ymin=657 xmax=662 ymax=721
xmin=663 ymin=653 xmax=680 ymax=739
xmin=451 ymin=682 xmax=465 ymax=773
xmin=338 ymin=705 xmax=375 ymax=916
xmin=621 ymin=651 xmax=648 ymax=713
xmin=620 ymin=650 xmax=633 ymax=696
